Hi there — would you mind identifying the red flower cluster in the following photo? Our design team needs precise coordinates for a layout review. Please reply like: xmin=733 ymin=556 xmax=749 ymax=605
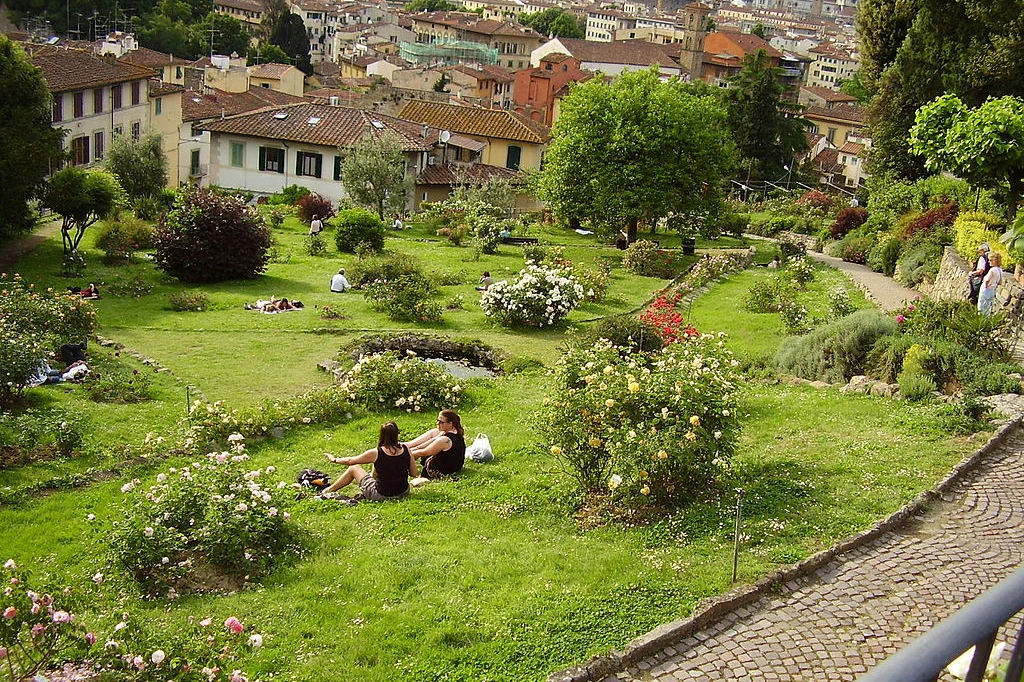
xmin=639 ymin=293 xmax=698 ymax=344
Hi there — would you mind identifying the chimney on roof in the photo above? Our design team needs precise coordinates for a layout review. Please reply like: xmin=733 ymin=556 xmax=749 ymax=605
xmin=422 ymin=124 xmax=428 ymax=138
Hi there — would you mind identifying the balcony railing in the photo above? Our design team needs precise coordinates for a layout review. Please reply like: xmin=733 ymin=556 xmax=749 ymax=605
xmin=858 ymin=565 xmax=1024 ymax=682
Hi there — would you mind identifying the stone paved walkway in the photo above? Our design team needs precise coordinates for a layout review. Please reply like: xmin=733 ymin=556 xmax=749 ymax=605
xmin=805 ymin=251 xmax=920 ymax=313
xmin=593 ymin=424 xmax=1024 ymax=681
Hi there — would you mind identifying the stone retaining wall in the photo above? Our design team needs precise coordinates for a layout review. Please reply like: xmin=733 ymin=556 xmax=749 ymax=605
xmin=922 ymin=246 xmax=1024 ymax=322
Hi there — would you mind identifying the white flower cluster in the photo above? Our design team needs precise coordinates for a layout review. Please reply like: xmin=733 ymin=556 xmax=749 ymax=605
xmin=339 ymin=352 xmax=461 ymax=412
xmin=480 ymin=264 xmax=585 ymax=327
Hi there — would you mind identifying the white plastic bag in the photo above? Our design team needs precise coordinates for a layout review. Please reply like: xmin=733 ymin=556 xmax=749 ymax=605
xmin=466 ymin=433 xmax=493 ymax=463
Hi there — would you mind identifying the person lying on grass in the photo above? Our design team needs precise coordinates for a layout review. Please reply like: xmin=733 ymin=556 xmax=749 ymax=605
xmin=404 ymin=409 xmax=466 ymax=479
xmin=244 ymin=297 xmax=305 ymax=313
xmin=321 ymin=421 xmax=417 ymax=501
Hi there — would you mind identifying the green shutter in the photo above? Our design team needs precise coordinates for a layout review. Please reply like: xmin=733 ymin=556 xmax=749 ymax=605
xmin=334 ymin=156 xmax=342 ymax=181
xmin=258 ymin=146 xmax=266 ymax=171
xmin=296 ymin=152 xmax=304 ymax=176
xmin=315 ymin=154 xmax=323 ymax=178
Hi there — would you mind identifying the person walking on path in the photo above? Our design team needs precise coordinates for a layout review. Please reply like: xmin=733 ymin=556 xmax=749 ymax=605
xmin=978 ymin=251 xmax=1003 ymax=315
xmin=968 ymin=242 xmax=992 ymax=305
xmin=309 ymin=214 xmax=324 ymax=236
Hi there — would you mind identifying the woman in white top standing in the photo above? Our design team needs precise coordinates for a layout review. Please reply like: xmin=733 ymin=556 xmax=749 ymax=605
xmin=978 ymin=251 xmax=1003 ymax=316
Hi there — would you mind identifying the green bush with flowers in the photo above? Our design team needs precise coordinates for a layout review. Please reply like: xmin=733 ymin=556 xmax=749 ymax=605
xmin=480 ymin=264 xmax=584 ymax=327
xmin=529 ymin=246 xmax=610 ymax=303
xmin=0 ymin=559 xmax=263 ymax=682
xmin=338 ymin=351 xmax=461 ymax=412
xmin=542 ymin=336 xmax=742 ymax=507
xmin=108 ymin=435 xmax=300 ymax=597
xmin=0 ymin=274 xmax=97 ymax=405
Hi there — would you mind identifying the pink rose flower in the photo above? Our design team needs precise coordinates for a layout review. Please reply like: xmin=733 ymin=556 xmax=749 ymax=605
xmin=224 ymin=616 xmax=244 ymax=634
xmin=3 ymin=606 xmax=15 ymax=619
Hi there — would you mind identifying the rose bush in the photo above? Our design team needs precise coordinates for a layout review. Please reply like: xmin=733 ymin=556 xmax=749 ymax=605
xmin=542 ymin=336 xmax=742 ymax=507
xmin=480 ymin=264 xmax=584 ymax=327
xmin=108 ymin=435 xmax=300 ymax=597
xmin=338 ymin=351 xmax=461 ymax=412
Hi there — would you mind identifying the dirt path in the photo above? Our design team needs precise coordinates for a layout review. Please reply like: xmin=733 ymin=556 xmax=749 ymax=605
xmin=0 ymin=219 xmax=62 ymax=273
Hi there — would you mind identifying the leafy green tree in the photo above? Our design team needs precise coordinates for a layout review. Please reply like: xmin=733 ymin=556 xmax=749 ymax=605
xmin=105 ymin=132 xmax=168 ymax=204
xmin=248 ymin=43 xmax=290 ymax=65
xmin=537 ymin=67 xmax=736 ymax=243
xmin=42 ymin=167 xmax=125 ymax=259
xmin=139 ymin=13 xmax=194 ymax=57
xmin=910 ymin=94 xmax=1024 ymax=219
xmin=863 ymin=0 xmax=1024 ymax=182
xmin=154 ymin=186 xmax=271 ymax=282
xmin=260 ymin=0 xmax=290 ymax=40
xmin=195 ymin=12 xmax=251 ymax=58
xmin=854 ymin=0 xmax=918 ymax=92
xmin=341 ymin=132 xmax=410 ymax=220
xmin=405 ymin=0 xmax=460 ymax=11
xmin=269 ymin=12 xmax=312 ymax=74
xmin=520 ymin=8 xmax=583 ymax=38
xmin=725 ymin=50 xmax=808 ymax=182
xmin=0 ymin=36 xmax=65 ymax=238
xmin=837 ymin=71 xmax=871 ymax=104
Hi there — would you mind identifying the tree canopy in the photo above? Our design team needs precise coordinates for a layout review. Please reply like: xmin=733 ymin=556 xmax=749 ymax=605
xmin=341 ymin=132 xmax=411 ymax=220
xmin=860 ymin=0 xmax=1024 ymax=182
xmin=537 ymin=67 xmax=736 ymax=242
xmin=0 ymin=36 xmax=65 ymax=238
xmin=405 ymin=0 xmax=460 ymax=12
xmin=42 ymin=167 xmax=125 ymax=259
xmin=910 ymin=94 xmax=1024 ymax=219
xmin=269 ymin=12 xmax=312 ymax=74
xmin=519 ymin=8 xmax=584 ymax=38
xmin=105 ymin=132 xmax=168 ymax=203
xmin=725 ymin=50 xmax=808 ymax=182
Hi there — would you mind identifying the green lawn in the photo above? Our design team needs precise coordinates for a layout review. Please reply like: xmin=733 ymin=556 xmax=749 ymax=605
xmin=0 ymin=217 xmax=981 ymax=681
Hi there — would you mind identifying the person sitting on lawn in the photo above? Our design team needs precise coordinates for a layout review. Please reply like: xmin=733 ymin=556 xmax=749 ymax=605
xmin=405 ymin=409 xmax=466 ymax=479
xmin=330 ymin=268 xmax=352 ymax=293
xmin=81 ymin=283 xmax=100 ymax=299
xmin=321 ymin=421 xmax=417 ymax=500
xmin=245 ymin=297 xmax=303 ymax=313
xmin=475 ymin=271 xmax=494 ymax=292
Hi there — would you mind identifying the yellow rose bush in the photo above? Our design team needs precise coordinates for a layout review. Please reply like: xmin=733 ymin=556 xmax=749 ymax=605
xmin=542 ymin=335 xmax=741 ymax=507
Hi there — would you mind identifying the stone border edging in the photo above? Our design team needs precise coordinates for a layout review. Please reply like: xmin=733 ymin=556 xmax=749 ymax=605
xmin=547 ymin=417 xmax=1022 ymax=682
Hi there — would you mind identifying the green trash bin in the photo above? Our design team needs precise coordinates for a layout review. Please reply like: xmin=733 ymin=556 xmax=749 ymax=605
xmin=682 ymin=237 xmax=696 ymax=256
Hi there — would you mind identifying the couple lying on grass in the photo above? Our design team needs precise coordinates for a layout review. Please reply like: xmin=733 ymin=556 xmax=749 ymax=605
xmin=321 ymin=410 xmax=465 ymax=501
xmin=244 ymin=297 xmax=305 ymax=313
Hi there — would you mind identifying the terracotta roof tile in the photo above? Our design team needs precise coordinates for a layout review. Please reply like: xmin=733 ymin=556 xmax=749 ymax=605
xmin=838 ymin=140 xmax=865 ymax=154
xmin=22 ymin=44 xmax=157 ymax=92
xmin=120 ymin=46 xmax=191 ymax=68
xmin=197 ymin=102 xmax=435 ymax=151
xmin=546 ymin=38 xmax=678 ymax=67
xmin=805 ymin=103 xmax=866 ymax=124
xmin=397 ymin=100 xmax=549 ymax=143
xmin=182 ymin=86 xmax=306 ymax=122
xmin=417 ymin=163 xmax=520 ymax=185
xmin=800 ymin=85 xmax=857 ymax=104
xmin=250 ymin=63 xmax=298 ymax=78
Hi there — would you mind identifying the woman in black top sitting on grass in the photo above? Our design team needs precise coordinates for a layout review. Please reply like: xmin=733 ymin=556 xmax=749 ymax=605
xmin=405 ymin=409 xmax=466 ymax=479
xmin=322 ymin=421 xmax=417 ymax=501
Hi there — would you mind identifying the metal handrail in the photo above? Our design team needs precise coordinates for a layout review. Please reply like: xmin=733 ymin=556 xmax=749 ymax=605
xmin=859 ymin=564 xmax=1024 ymax=682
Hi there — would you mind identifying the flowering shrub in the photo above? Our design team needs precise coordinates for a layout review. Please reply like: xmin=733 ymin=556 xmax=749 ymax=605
xmin=480 ymin=264 xmax=584 ymax=327
xmin=535 ymin=247 xmax=610 ymax=303
xmin=786 ymin=255 xmax=816 ymax=286
xmin=542 ymin=337 xmax=742 ymax=507
xmin=0 ymin=559 xmax=94 ymax=681
xmin=363 ymin=275 xmax=442 ymax=323
xmin=320 ymin=305 xmax=346 ymax=320
xmin=743 ymin=273 xmax=791 ymax=313
xmin=338 ymin=351 xmax=461 ymax=412
xmin=304 ymin=231 xmax=327 ymax=257
xmin=778 ymin=298 xmax=810 ymax=335
xmin=796 ymin=190 xmax=833 ymax=210
xmin=827 ymin=286 xmax=856 ymax=321
xmin=0 ymin=408 xmax=85 ymax=464
xmin=621 ymin=240 xmax=688 ymax=278
xmin=0 ymin=274 xmax=97 ymax=404
xmin=295 ymin=192 xmax=335 ymax=223
xmin=83 ymin=367 xmax=153 ymax=403
xmin=685 ymin=252 xmax=750 ymax=288
xmin=829 ymin=207 xmax=869 ymax=240
xmin=108 ymin=435 xmax=299 ymax=597
xmin=94 ymin=214 xmax=154 ymax=264
xmin=638 ymin=293 xmax=697 ymax=344
xmin=168 ymin=290 xmax=209 ymax=312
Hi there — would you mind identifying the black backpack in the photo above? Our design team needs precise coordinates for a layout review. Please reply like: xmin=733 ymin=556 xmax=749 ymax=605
xmin=297 ymin=468 xmax=331 ymax=491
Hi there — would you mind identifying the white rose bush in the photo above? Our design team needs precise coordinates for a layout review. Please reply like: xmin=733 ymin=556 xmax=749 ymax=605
xmin=107 ymin=435 xmax=300 ymax=597
xmin=480 ymin=263 xmax=585 ymax=328
xmin=542 ymin=335 xmax=742 ymax=507
xmin=338 ymin=351 xmax=461 ymax=412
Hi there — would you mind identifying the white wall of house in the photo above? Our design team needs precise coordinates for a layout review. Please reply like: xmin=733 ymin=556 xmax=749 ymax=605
xmin=206 ymin=134 xmax=422 ymax=210
xmin=54 ymin=80 xmax=151 ymax=167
